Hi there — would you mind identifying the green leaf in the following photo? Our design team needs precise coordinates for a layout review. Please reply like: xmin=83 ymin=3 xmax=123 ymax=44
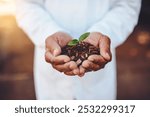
xmin=68 ymin=39 xmax=79 ymax=46
xmin=79 ymin=32 xmax=90 ymax=42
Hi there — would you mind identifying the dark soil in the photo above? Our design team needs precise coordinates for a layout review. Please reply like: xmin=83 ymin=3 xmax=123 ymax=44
xmin=61 ymin=42 xmax=100 ymax=66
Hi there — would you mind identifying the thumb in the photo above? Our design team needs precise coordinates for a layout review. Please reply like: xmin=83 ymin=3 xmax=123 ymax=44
xmin=53 ymin=48 xmax=61 ymax=56
xmin=46 ymin=38 xmax=61 ymax=56
xmin=99 ymin=35 xmax=112 ymax=61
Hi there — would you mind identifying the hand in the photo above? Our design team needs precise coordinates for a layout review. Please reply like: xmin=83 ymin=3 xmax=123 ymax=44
xmin=45 ymin=32 xmax=80 ymax=75
xmin=80 ymin=32 xmax=112 ymax=74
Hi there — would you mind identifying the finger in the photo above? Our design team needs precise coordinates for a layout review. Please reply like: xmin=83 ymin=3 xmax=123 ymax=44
xmin=82 ymin=60 xmax=101 ymax=71
xmin=88 ymin=55 xmax=107 ymax=65
xmin=87 ymin=61 xmax=101 ymax=71
xmin=57 ymin=33 xmax=72 ymax=47
xmin=64 ymin=68 xmax=80 ymax=76
xmin=53 ymin=55 xmax=70 ymax=65
xmin=45 ymin=51 xmax=54 ymax=63
xmin=79 ymin=66 xmax=86 ymax=76
xmin=69 ymin=61 xmax=78 ymax=70
xmin=45 ymin=38 xmax=61 ymax=56
xmin=64 ymin=71 xmax=75 ymax=76
xmin=99 ymin=35 xmax=112 ymax=61
xmin=79 ymin=66 xmax=86 ymax=74
xmin=83 ymin=32 xmax=99 ymax=47
xmin=73 ymin=68 xmax=80 ymax=75
xmin=81 ymin=60 xmax=91 ymax=69
xmin=53 ymin=63 xmax=70 ymax=72
xmin=78 ymin=73 xmax=85 ymax=77
xmin=53 ymin=61 xmax=78 ymax=72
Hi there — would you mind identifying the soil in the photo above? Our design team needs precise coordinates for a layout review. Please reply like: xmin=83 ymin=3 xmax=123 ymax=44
xmin=61 ymin=42 xmax=100 ymax=66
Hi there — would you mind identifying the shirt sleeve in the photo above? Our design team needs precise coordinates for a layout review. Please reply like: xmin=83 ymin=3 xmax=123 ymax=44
xmin=15 ymin=0 xmax=66 ymax=48
xmin=87 ymin=0 xmax=141 ymax=48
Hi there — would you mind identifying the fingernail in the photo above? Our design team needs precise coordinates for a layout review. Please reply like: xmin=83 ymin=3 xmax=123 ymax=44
xmin=105 ymin=53 xmax=110 ymax=60
xmin=53 ymin=49 xmax=59 ymax=56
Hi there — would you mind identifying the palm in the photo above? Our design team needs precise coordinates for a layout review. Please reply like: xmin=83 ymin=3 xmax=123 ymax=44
xmin=81 ymin=32 xmax=111 ymax=72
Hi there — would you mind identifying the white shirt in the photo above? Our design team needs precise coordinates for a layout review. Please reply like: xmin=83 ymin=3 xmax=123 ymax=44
xmin=15 ymin=0 xmax=141 ymax=99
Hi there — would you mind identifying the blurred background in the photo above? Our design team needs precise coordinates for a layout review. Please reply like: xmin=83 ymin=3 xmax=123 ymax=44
xmin=0 ymin=0 xmax=150 ymax=100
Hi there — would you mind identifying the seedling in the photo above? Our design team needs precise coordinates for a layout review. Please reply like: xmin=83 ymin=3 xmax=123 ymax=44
xmin=61 ymin=32 xmax=100 ymax=66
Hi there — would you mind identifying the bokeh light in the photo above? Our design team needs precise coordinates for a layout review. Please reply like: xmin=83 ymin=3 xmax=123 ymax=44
xmin=137 ymin=31 xmax=150 ymax=45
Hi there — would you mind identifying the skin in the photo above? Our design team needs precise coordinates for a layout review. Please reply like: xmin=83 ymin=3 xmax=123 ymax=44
xmin=45 ymin=32 xmax=112 ymax=77
xmin=45 ymin=32 xmax=80 ymax=74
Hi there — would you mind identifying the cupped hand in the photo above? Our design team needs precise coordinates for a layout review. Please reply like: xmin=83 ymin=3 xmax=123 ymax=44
xmin=80 ymin=32 xmax=112 ymax=74
xmin=45 ymin=32 xmax=80 ymax=75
